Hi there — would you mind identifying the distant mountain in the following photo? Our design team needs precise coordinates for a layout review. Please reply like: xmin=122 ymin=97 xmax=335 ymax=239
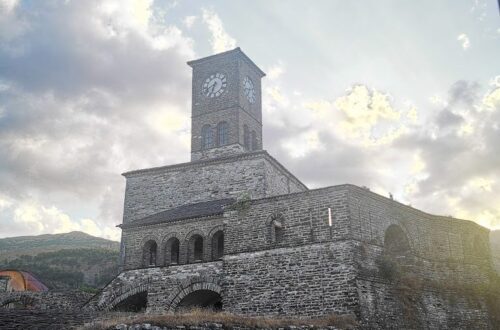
xmin=0 ymin=231 xmax=120 ymax=290
xmin=491 ymin=230 xmax=500 ymax=273
xmin=0 ymin=231 xmax=119 ymax=261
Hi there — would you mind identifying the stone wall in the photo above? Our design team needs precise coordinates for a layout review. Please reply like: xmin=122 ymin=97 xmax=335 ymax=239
xmin=0 ymin=290 xmax=92 ymax=310
xmin=346 ymin=185 xmax=491 ymax=265
xmin=223 ymin=241 xmax=359 ymax=317
xmin=107 ymin=184 xmax=495 ymax=327
xmin=122 ymin=151 xmax=307 ymax=224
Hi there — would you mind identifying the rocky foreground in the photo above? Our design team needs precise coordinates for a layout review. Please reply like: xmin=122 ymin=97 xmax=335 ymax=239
xmin=0 ymin=309 xmax=357 ymax=330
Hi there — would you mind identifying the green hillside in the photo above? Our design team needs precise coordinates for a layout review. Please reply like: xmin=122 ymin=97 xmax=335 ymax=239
xmin=0 ymin=231 xmax=119 ymax=260
xmin=0 ymin=231 xmax=120 ymax=290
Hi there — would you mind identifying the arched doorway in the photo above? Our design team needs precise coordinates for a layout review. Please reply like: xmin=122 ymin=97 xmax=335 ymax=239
xmin=112 ymin=291 xmax=148 ymax=312
xmin=384 ymin=224 xmax=411 ymax=256
xmin=177 ymin=290 xmax=222 ymax=311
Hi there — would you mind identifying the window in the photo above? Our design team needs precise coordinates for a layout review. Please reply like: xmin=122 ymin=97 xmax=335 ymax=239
xmin=165 ymin=237 xmax=180 ymax=265
xmin=194 ymin=236 xmax=203 ymax=261
xmin=211 ymin=231 xmax=224 ymax=260
xmin=217 ymin=121 xmax=229 ymax=146
xmin=243 ymin=125 xmax=250 ymax=150
xmin=171 ymin=239 xmax=180 ymax=264
xmin=251 ymin=131 xmax=258 ymax=150
xmin=143 ymin=240 xmax=157 ymax=267
xmin=188 ymin=234 xmax=204 ymax=263
xmin=269 ymin=214 xmax=285 ymax=245
xmin=201 ymin=125 xmax=213 ymax=149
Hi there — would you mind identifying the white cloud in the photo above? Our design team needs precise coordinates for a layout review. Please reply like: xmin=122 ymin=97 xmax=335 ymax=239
xmin=202 ymin=8 xmax=236 ymax=53
xmin=0 ymin=0 xmax=194 ymax=239
xmin=457 ymin=33 xmax=470 ymax=50
xmin=183 ymin=15 xmax=197 ymax=29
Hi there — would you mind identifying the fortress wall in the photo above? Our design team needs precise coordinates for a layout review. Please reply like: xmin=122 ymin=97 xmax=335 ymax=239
xmin=356 ymin=278 xmax=491 ymax=330
xmin=122 ymin=152 xmax=307 ymax=224
xmin=121 ymin=216 xmax=224 ymax=270
xmin=224 ymin=187 xmax=351 ymax=255
xmin=223 ymin=241 xmax=359 ymax=317
xmin=122 ymin=156 xmax=267 ymax=224
xmin=346 ymin=185 xmax=491 ymax=264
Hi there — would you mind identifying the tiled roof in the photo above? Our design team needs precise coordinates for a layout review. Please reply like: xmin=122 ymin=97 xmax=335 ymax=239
xmin=119 ymin=198 xmax=235 ymax=229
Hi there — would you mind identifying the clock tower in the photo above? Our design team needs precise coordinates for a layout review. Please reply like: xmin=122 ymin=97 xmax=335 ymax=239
xmin=187 ymin=48 xmax=266 ymax=161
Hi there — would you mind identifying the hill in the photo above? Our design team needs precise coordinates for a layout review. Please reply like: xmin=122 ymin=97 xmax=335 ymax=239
xmin=0 ymin=231 xmax=120 ymax=290
xmin=0 ymin=231 xmax=119 ymax=261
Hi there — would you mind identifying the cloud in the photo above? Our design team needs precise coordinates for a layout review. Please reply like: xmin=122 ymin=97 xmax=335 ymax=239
xmin=0 ymin=0 xmax=195 ymax=239
xmin=202 ymin=8 xmax=236 ymax=53
xmin=457 ymin=33 xmax=471 ymax=50
xmin=394 ymin=81 xmax=500 ymax=228
xmin=183 ymin=15 xmax=197 ymax=29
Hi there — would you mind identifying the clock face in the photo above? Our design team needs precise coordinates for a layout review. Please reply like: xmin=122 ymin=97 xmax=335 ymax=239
xmin=202 ymin=73 xmax=227 ymax=98
xmin=243 ymin=76 xmax=256 ymax=104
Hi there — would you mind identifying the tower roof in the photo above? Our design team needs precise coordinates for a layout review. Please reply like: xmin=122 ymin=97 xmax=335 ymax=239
xmin=187 ymin=47 xmax=266 ymax=77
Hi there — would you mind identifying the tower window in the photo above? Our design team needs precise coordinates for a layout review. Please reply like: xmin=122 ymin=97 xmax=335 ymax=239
xmin=243 ymin=125 xmax=250 ymax=150
xmin=217 ymin=122 xmax=229 ymax=146
xmin=201 ymin=125 xmax=213 ymax=149
xmin=251 ymin=131 xmax=258 ymax=150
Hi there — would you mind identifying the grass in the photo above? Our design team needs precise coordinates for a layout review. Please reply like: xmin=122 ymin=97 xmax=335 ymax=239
xmin=80 ymin=308 xmax=358 ymax=329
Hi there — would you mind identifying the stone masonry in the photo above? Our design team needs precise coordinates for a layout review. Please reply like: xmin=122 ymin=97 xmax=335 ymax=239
xmin=89 ymin=48 xmax=497 ymax=329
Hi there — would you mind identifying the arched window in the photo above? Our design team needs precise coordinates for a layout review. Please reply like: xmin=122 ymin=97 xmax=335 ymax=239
xmin=217 ymin=122 xmax=229 ymax=146
xmin=384 ymin=225 xmax=411 ymax=256
xmin=269 ymin=214 xmax=285 ymax=245
xmin=165 ymin=237 xmax=180 ymax=265
xmin=188 ymin=234 xmax=204 ymax=263
xmin=143 ymin=240 xmax=157 ymax=267
xmin=201 ymin=125 xmax=213 ymax=149
xmin=243 ymin=125 xmax=250 ymax=150
xmin=251 ymin=131 xmax=258 ymax=150
xmin=211 ymin=231 xmax=224 ymax=260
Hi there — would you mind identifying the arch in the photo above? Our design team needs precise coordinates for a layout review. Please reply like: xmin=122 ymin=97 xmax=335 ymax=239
xmin=167 ymin=281 xmax=223 ymax=312
xmin=201 ymin=124 xmax=213 ymax=149
xmin=112 ymin=291 xmax=148 ymax=312
xmin=164 ymin=237 xmax=181 ymax=265
xmin=211 ymin=230 xmax=224 ymax=260
xmin=251 ymin=131 xmax=258 ymax=150
xmin=186 ymin=230 xmax=206 ymax=263
xmin=178 ymin=290 xmax=222 ymax=311
xmin=103 ymin=283 xmax=150 ymax=312
xmin=216 ymin=121 xmax=229 ymax=146
xmin=267 ymin=213 xmax=285 ymax=245
xmin=384 ymin=224 xmax=411 ymax=256
xmin=142 ymin=239 xmax=158 ymax=267
xmin=243 ymin=125 xmax=250 ymax=150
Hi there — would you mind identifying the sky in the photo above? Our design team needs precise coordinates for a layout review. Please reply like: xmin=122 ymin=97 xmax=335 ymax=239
xmin=0 ymin=0 xmax=499 ymax=241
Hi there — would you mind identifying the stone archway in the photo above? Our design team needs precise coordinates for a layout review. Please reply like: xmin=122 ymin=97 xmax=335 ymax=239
xmin=166 ymin=282 xmax=223 ymax=311
xmin=177 ymin=290 xmax=222 ymax=311
xmin=102 ymin=283 xmax=150 ymax=312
